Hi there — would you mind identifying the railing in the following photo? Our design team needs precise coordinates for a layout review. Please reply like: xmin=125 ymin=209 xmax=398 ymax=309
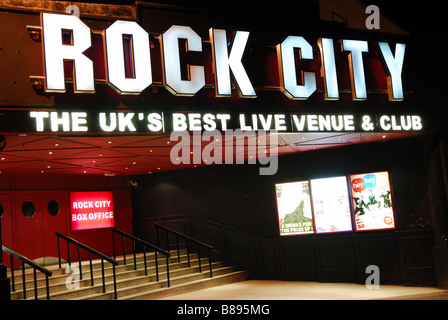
xmin=110 ymin=227 xmax=171 ymax=287
xmin=55 ymin=232 xmax=118 ymax=299
xmin=154 ymin=223 xmax=213 ymax=278
xmin=2 ymin=245 xmax=52 ymax=300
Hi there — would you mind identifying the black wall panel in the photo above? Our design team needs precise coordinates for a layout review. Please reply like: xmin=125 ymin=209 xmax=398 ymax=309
xmin=132 ymin=134 xmax=439 ymax=285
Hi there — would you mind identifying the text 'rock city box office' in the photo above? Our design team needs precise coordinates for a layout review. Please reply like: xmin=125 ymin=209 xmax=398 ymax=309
xmin=0 ymin=1 xmax=447 ymax=287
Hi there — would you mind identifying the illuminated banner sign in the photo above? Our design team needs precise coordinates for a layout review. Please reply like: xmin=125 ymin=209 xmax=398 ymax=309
xmin=275 ymin=172 xmax=395 ymax=236
xmin=70 ymin=191 xmax=114 ymax=231
xmin=0 ymin=110 xmax=424 ymax=134
xmin=38 ymin=12 xmax=406 ymax=101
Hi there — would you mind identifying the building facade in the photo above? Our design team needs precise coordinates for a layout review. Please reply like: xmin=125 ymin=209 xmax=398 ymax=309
xmin=0 ymin=0 xmax=448 ymax=299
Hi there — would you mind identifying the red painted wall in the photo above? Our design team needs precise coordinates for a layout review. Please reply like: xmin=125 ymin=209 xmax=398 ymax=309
xmin=0 ymin=175 xmax=133 ymax=269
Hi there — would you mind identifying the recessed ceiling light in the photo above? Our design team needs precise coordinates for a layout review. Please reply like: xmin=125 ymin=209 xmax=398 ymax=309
xmin=48 ymin=151 xmax=53 ymax=155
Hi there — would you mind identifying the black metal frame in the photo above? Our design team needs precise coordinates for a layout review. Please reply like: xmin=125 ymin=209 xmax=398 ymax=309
xmin=111 ymin=227 xmax=171 ymax=287
xmin=2 ymin=245 xmax=52 ymax=300
xmin=56 ymin=232 xmax=118 ymax=299
xmin=154 ymin=223 xmax=213 ymax=278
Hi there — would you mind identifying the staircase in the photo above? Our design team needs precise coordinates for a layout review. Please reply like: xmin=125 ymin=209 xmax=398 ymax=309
xmin=8 ymin=250 xmax=247 ymax=300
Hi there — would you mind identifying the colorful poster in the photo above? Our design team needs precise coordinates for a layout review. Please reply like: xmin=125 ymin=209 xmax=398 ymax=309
xmin=310 ymin=176 xmax=352 ymax=234
xmin=275 ymin=181 xmax=314 ymax=235
xmin=349 ymin=171 xmax=395 ymax=231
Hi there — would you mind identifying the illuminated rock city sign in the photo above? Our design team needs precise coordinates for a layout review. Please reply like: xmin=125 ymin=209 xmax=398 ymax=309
xmin=40 ymin=12 xmax=406 ymax=102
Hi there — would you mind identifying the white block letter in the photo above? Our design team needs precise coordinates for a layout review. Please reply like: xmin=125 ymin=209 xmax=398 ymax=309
xmin=160 ymin=25 xmax=205 ymax=96
xmin=341 ymin=39 xmax=369 ymax=100
xmin=41 ymin=13 xmax=94 ymax=93
xmin=378 ymin=42 xmax=406 ymax=101
xmin=276 ymin=36 xmax=316 ymax=100
xmin=105 ymin=20 xmax=153 ymax=94
xmin=209 ymin=29 xmax=256 ymax=98
xmin=318 ymin=38 xmax=339 ymax=100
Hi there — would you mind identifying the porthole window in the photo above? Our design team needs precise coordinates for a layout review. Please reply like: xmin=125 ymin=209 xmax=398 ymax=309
xmin=0 ymin=203 xmax=3 ymax=218
xmin=48 ymin=200 xmax=60 ymax=216
xmin=22 ymin=201 xmax=36 ymax=218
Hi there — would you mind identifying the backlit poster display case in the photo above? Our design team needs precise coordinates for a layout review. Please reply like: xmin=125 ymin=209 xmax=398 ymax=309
xmin=275 ymin=181 xmax=314 ymax=236
xmin=349 ymin=171 xmax=395 ymax=231
xmin=310 ymin=176 xmax=352 ymax=234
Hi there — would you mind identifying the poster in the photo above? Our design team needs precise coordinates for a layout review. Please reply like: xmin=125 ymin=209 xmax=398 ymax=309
xmin=275 ymin=181 xmax=314 ymax=235
xmin=310 ymin=176 xmax=352 ymax=234
xmin=349 ymin=171 xmax=395 ymax=231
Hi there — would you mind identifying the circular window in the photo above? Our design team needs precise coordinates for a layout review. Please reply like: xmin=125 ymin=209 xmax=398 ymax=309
xmin=48 ymin=200 xmax=60 ymax=216
xmin=22 ymin=201 xmax=36 ymax=218
xmin=0 ymin=203 xmax=3 ymax=218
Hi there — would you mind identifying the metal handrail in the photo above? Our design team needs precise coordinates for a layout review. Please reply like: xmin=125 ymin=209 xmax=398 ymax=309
xmin=110 ymin=227 xmax=171 ymax=287
xmin=55 ymin=232 xmax=119 ymax=299
xmin=2 ymin=245 xmax=52 ymax=300
xmin=154 ymin=223 xmax=213 ymax=278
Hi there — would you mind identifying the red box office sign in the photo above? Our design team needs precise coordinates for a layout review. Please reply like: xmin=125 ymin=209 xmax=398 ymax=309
xmin=70 ymin=191 xmax=114 ymax=231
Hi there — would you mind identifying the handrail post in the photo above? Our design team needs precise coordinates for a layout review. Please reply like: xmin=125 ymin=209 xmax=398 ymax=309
xmin=155 ymin=251 xmax=159 ymax=281
xmin=122 ymin=235 xmax=126 ymax=265
xmin=33 ymin=268 xmax=38 ymax=300
xmin=143 ymin=247 xmax=147 ymax=276
xmin=186 ymin=242 xmax=191 ymax=267
xmin=113 ymin=264 xmax=117 ymax=299
xmin=176 ymin=235 xmax=180 ymax=262
xmin=208 ymin=249 xmax=213 ymax=278
xmin=46 ymin=275 xmax=50 ymax=300
xmin=21 ymin=262 xmax=26 ymax=300
xmin=112 ymin=231 xmax=116 ymax=260
xmin=67 ymin=241 xmax=71 ymax=273
xmin=133 ymin=241 xmax=137 ymax=270
xmin=78 ymin=246 xmax=83 ymax=280
xmin=166 ymin=255 xmax=170 ymax=287
xmin=89 ymin=252 xmax=94 ymax=286
xmin=57 ymin=236 xmax=61 ymax=268
xmin=101 ymin=259 xmax=105 ymax=293
xmin=197 ymin=245 xmax=201 ymax=273
xmin=10 ymin=256 xmax=15 ymax=292
xmin=165 ymin=230 xmax=170 ymax=253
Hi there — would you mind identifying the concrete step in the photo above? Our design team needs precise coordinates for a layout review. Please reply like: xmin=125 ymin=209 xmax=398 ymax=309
xmin=12 ymin=256 xmax=213 ymax=300
xmin=121 ymin=270 xmax=248 ymax=300
xmin=9 ymin=251 xmax=200 ymax=291
xmin=73 ymin=265 xmax=244 ymax=300
xmin=9 ymin=248 xmax=247 ymax=300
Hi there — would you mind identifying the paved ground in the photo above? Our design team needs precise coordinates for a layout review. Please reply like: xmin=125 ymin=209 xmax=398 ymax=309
xmin=160 ymin=280 xmax=448 ymax=300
